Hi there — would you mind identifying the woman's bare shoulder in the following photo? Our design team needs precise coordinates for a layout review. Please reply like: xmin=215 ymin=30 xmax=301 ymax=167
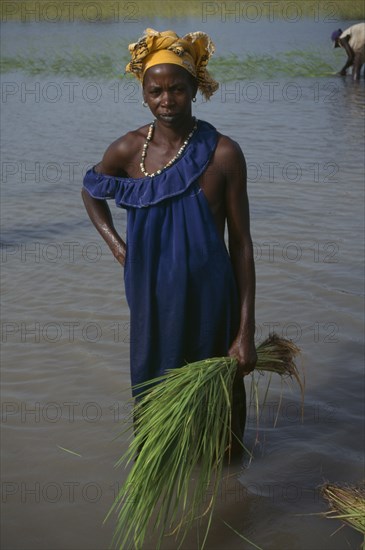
xmin=97 ymin=124 xmax=149 ymax=176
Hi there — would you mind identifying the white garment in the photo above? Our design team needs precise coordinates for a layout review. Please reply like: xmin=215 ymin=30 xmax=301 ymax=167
xmin=340 ymin=22 xmax=365 ymax=54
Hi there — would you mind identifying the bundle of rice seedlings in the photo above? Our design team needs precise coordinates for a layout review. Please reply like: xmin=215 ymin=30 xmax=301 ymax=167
xmin=107 ymin=333 xmax=302 ymax=550
xmin=248 ymin=333 xmax=304 ymax=436
xmin=321 ymin=483 xmax=365 ymax=537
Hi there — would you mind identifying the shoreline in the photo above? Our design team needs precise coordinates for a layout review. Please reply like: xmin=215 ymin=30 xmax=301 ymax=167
xmin=1 ymin=1 xmax=364 ymax=23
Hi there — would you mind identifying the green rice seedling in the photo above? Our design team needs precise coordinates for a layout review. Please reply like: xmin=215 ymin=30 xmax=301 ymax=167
xmin=223 ymin=521 xmax=263 ymax=550
xmin=107 ymin=333 xmax=302 ymax=549
xmin=321 ymin=483 xmax=365 ymax=539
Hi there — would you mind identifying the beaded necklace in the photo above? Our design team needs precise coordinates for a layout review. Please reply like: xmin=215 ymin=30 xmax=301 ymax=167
xmin=140 ymin=118 xmax=198 ymax=178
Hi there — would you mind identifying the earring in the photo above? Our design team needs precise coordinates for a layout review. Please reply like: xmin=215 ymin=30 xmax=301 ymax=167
xmin=142 ymin=101 xmax=148 ymax=108
xmin=192 ymin=97 xmax=197 ymax=103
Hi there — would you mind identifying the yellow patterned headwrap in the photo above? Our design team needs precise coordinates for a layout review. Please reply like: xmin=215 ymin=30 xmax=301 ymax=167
xmin=125 ymin=28 xmax=219 ymax=100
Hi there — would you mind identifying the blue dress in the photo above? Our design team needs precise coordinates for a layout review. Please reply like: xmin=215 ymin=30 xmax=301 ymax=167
xmin=83 ymin=120 xmax=240 ymax=397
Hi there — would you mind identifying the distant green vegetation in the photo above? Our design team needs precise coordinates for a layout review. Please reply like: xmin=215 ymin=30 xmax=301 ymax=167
xmin=212 ymin=51 xmax=337 ymax=79
xmin=1 ymin=1 xmax=359 ymax=78
xmin=0 ymin=48 xmax=340 ymax=79
xmin=1 ymin=0 xmax=364 ymax=22
xmin=1 ymin=51 xmax=120 ymax=78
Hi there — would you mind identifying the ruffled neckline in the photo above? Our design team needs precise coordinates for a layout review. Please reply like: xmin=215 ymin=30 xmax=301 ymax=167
xmin=83 ymin=119 xmax=218 ymax=208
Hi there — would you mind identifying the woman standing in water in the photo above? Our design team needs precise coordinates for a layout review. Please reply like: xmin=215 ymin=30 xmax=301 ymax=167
xmin=81 ymin=29 xmax=256 ymax=454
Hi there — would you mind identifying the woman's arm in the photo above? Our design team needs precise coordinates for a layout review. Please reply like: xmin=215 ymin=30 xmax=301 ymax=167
xmin=220 ymin=138 xmax=257 ymax=376
xmin=81 ymin=188 xmax=126 ymax=266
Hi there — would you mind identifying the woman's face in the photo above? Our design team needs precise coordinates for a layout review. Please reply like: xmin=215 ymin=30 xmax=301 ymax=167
xmin=143 ymin=64 xmax=197 ymax=126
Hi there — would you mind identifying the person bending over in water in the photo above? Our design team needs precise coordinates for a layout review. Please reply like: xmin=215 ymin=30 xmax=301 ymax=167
xmin=331 ymin=22 xmax=365 ymax=80
xmin=81 ymin=29 xmax=257 ymax=455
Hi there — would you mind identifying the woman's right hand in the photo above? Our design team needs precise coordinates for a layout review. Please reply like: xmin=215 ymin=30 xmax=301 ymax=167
xmin=112 ymin=242 xmax=126 ymax=267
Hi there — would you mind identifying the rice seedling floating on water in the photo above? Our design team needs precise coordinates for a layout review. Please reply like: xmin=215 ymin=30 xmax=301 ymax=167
xmin=107 ymin=333 xmax=303 ymax=550
xmin=321 ymin=483 xmax=365 ymax=539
